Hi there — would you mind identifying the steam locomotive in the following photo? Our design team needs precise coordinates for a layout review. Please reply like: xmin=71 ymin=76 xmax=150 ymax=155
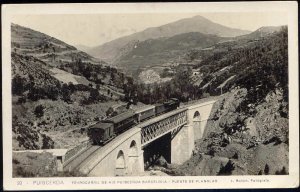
xmin=87 ymin=98 xmax=180 ymax=145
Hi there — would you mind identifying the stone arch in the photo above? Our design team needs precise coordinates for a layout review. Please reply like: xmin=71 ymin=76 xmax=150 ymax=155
xmin=128 ymin=140 xmax=140 ymax=175
xmin=193 ymin=111 xmax=200 ymax=119
xmin=129 ymin=140 xmax=138 ymax=156
xmin=115 ymin=150 xmax=126 ymax=176
xmin=193 ymin=111 xmax=203 ymax=140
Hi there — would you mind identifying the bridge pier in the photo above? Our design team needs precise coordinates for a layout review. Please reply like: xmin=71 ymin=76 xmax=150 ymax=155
xmin=171 ymin=124 xmax=194 ymax=164
xmin=127 ymin=150 xmax=144 ymax=175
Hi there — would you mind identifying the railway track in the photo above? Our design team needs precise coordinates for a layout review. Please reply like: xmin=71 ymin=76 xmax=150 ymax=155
xmin=63 ymin=145 xmax=101 ymax=172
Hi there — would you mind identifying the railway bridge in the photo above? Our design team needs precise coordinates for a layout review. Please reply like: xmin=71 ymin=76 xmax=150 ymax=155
xmin=63 ymin=99 xmax=217 ymax=176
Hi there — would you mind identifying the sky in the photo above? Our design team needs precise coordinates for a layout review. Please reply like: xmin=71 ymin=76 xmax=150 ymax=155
xmin=11 ymin=12 xmax=288 ymax=47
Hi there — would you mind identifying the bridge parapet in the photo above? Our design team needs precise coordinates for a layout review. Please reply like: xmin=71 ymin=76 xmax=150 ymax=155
xmin=139 ymin=108 xmax=188 ymax=147
xmin=64 ymin=140 xmax=90 ymax=164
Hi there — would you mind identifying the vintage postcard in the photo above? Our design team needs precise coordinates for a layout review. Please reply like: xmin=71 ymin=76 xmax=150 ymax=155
xmin=2 ymin=2 xmax=299 ymax=190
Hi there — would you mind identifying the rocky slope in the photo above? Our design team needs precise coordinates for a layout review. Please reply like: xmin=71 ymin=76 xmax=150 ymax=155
xmin=172 ymin=88 xmax=288 ymax=176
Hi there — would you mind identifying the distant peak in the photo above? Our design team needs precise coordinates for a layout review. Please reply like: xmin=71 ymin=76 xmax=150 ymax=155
xmin=192 ymin=15 xmax=205 ymax=18
xmin=256 ymin=26 xmax=283 ymax=32
xmin=192 ymin=15 xmax=209 ymax=20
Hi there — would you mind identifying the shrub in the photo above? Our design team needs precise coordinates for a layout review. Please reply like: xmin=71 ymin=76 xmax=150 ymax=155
xmin=218 ymin=160 xmax=235 ymax=175
xmin=258 ymin=170 xmax=263 ymax=175
xmin=16 ymin=167 xmax=35 ymax=177
xmin=275 ymin=166 xmax=288 ymax=175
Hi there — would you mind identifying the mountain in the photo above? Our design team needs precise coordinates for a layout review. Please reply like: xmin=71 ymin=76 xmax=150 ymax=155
xmin=11 ymin=23 xmax=103 ymax=67
xmin=237 ymin=26 xmax=284 ymax=40
xmin=87 ymin=15 xmax=251 ymax=64
xmin=116 ymin=32 xmax=226 ymax=75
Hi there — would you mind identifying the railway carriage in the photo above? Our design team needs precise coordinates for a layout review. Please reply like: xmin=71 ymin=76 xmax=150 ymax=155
xmin=135 ymin=105 xmax=156 ymax=123
xmin=104 ymin=110 xmax=137 ymax=135
xmin=88 ymin=122 xmax=114 ymax=145
xmin=88 ymin=110 xmax=137 ymax=145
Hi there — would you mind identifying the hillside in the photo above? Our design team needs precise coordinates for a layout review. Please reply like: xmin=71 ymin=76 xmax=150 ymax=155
xmin=11 ymin=24 xmax=133 ymax=150
xmin=116 ymin=32 xmax=225 ymax=76
xmin=87 ymin=15 xmax=250 ymax=64
xmin=12 ymin=23 xmax=102 ymax=67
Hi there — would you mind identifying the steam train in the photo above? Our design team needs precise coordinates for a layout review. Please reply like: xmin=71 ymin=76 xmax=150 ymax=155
xmin=87 ymin=98 xmax=180 ymax=145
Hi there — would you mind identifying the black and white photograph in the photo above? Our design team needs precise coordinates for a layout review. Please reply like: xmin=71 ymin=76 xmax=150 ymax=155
xmin=2 ymin=2 xmax=299 ymax=190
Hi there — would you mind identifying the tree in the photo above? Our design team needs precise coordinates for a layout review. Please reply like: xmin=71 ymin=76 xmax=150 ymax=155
xmin=83 ymin=65 xmax=91 ymax=79
xmin=62 ymin=83 xmax=71 ymax=102
xmin=34 ymin=105 xmax=44 ymax=118
xmin=89 ymin=89 xmax=99 ymax=102
xmin=12 ymin=75 xmax=26 ymax=95
xmin=68 ymin=82 xmax=75 ymax=93
xmin=111 ymin=71 xmax=115 ymax=82
xmin=96 ymin=84 xmax=100 ymax=90
xmin=28 ymin=87 xmax=46 ymax=101
xmin=95 ymin=78 xmax=102 ymax=85
xmin=46 ymin=86 xmax=59 ymax=100
xmin=264 ymin=164 xmax=270 ymax=175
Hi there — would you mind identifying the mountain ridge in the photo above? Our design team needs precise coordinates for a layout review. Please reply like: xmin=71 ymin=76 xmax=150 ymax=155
xmin=87 ymin=15 xmax=251 ymax=64
xmin=236 ymin=25 xmax=284 ymax=40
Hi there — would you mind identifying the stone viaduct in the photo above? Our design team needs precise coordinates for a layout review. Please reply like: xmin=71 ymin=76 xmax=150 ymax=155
xmin=62 ymin=99 xmax=217 ymax=176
